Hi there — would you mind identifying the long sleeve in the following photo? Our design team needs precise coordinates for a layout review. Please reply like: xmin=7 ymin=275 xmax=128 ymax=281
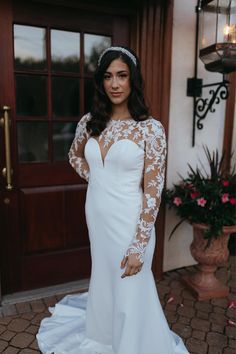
xmin=68 ymin=113 xmax=90 ymax=182
xmin=125 ymin=120 xmax=167 ymax=263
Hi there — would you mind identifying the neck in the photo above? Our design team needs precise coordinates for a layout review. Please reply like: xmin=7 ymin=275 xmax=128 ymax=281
xmin=111 ymin=104 xmax=131 ymax=120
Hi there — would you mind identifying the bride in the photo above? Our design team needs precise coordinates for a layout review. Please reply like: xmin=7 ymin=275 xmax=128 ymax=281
xmin=37 ymin=46 xmax=189 ymax=354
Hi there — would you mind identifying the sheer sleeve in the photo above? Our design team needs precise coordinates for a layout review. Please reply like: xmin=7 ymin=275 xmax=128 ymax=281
xmin=68 ymin=113 xmax=90 ymax=182
xmin=125 ymin=119 xmax=167 ymax=263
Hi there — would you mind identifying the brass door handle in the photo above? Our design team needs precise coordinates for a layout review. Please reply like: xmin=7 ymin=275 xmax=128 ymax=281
xmin=0 ymin=106 xmax=13 ymax=190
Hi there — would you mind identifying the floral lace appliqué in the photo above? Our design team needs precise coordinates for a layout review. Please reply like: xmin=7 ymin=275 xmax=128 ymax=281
xmin=68 ymin=114 xmax=90 ymax=182
xmin=68 ymin=113 xmax=167 ymax=264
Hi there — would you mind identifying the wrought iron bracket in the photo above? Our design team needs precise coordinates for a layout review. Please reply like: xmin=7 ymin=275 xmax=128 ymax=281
xmin=195 ymin=80 xmax=229 ymax=129
xmin=187 ymin=77 xmax=230 ymax=133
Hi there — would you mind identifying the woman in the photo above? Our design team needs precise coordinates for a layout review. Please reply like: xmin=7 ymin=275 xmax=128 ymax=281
xmin=37 ymin=46 xmax=189 ymax=354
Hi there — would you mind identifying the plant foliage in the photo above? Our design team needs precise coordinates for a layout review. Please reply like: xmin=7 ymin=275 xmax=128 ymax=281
xmin=165 ymin=147 xmax=236 ymax=240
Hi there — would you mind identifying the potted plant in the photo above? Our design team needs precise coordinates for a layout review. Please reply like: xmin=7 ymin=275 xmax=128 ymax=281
xmin=165 ymin=146 xmax=236 ymax=300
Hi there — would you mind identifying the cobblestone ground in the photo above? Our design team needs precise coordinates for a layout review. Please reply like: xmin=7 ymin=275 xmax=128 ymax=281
xmin=0 ymin=256 xmax=235 ymax=354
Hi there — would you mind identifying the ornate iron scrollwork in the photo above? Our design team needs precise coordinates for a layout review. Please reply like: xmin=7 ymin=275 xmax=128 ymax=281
xmin=195 ymin=81 xmax=229 ymax=130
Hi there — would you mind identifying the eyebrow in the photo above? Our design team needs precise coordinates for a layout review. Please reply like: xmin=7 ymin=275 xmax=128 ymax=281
xmin=104 ymin=70 xmax=129 ymax=74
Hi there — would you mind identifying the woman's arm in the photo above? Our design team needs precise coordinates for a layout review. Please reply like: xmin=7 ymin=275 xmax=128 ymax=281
xmin=68 ymin=114 xmax=90 ymax=182
xmin=124 ymin=119 xmax=167 ymax=263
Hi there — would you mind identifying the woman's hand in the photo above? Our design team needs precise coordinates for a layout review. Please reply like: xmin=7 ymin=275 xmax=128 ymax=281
xmin=120 ymin=254 xmax=143 ymax=278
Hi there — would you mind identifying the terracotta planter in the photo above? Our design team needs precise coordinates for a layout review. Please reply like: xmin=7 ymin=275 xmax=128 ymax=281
xmin=183 ymin=223 xmax=236 ymax=301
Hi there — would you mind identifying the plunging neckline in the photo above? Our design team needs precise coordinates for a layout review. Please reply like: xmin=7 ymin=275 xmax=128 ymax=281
xmin=90 ymin=138 xmax=116 ymax=167
xmin=91 ymin=118 xmax=137 ymax=167
xmin=90 ymin=137 xmax=143 ymax=168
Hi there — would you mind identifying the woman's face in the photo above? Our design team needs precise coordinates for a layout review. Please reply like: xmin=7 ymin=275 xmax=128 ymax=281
xmin=103 ymin=58 xmax=131 ymax=108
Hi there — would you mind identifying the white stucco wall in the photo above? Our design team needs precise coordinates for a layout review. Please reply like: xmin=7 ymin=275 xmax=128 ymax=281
xmin=163 ymin=0 xmax=227 ymax=271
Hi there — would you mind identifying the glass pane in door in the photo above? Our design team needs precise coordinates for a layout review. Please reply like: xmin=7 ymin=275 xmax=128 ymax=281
xmin=51 ymin=29 xmax=80 ymax=72
xmin=52 ymin=77 xmax=80 ymax=117
xmin=14 ymin=24 xmax=46 ymax=70
xmin=16 ymin=75 xmax=47 ymax=116
xmin=84 ymin=79 xmax=94 ymax=112
xmin=84 ymin=34 xmax=111 ymax=74
xmin=17 ymin=121 xmax=49 ymax=162
xmin=53 ymin=122 xmax=77 ymax=161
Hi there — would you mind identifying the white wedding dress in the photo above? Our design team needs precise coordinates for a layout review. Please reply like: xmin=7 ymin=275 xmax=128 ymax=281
xmin=36 ymin=114 xmax=189 ymax=354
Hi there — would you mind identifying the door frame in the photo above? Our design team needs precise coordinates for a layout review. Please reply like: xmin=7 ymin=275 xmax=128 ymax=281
xmin=0 ymin=0 xmax=19 ymax=297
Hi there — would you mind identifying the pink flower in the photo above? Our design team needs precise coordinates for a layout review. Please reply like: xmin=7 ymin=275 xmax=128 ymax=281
xmin=190 ymin=191 xmax=200 ymax=199
xmin=229 ymin=198 xmax=236 ymax=205
xmin=228 ymin=300 xmax=236 ymax=309
xmin=197 ymin=198 xmax=207 ymax=207
xmin=221 ymin=193 xmax=229 ymax=203
xmin=173 ymin=197 xmax=182 ymax=206
xmin=222 ymin=180 xmax=230 ymax=186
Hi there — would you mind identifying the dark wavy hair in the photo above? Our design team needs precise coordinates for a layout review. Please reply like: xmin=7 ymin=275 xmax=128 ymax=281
xmin=86 ymin=47 xmax=149 ymax=136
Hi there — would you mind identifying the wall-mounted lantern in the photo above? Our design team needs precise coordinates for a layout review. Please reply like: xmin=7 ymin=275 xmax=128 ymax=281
xmin=187 ymin=0 xmax=236 ymax=146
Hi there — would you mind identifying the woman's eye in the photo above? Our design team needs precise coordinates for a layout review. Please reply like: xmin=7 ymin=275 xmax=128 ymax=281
xmin=118 ymin=74 xmax=128 ymax=79
xmin=103 ymin=74 xmax=111 ymax=80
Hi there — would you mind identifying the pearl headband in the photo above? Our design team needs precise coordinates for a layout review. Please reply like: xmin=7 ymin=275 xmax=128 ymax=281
xmin=98 ymin=46 xmax=137 ymax=67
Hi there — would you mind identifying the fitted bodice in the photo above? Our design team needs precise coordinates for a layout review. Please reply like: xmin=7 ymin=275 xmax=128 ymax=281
xmin=68 ymin=113 xmax=166 ymax=263
xmin=84 ymin=137 xmax=144 ymax=193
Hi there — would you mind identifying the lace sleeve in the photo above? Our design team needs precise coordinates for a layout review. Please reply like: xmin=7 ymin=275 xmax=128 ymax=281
xmin=125 ymin=119 xmax=167 ymax=263
xmin=68 ymin=113 xmax=90 ymax=182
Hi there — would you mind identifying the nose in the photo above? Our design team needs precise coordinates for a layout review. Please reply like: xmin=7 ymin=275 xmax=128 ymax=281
xmin=111 ymin=76 xmax=119 ymax=89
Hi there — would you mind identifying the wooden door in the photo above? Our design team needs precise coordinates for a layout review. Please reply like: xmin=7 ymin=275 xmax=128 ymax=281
xmin=0 ymin=0 xmax=131 ymax=294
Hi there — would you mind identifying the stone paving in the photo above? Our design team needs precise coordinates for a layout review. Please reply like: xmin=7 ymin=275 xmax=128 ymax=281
xmin=0 ymin=256 xmax=235 ymax=354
